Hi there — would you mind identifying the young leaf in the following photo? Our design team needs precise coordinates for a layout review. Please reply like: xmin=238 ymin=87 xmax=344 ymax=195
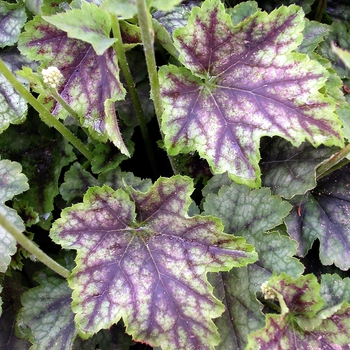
xmin=247 ymin=273 xmax=350 ymax=349
xmin=285 ymin=163 xmax=350 ymax=270
xmin=17 ymin=272 xmax=79 ymax=349
xmin=50 ymin=175 xmax=257 ymax=349
xmin=0 ymin=2 xmax=27 ymax=48
xmin=18 ymin=17 xmax=128 ymax=153
xmin=0 ymin=160 xmax=29 ymax=273
xmin=42 ymin=2 xmax=116 ymax=56
xmin=159 ymin=0 xmax=344 ymax=187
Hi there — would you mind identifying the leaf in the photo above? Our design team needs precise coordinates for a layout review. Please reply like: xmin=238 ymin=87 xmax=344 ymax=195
xmin=60 ymin=162 xmax=152 ymax=204
xmin=0 ymin=50 xmax=37 ymax=134
xmin=0 ymin=159 xmax=29 ymax=273
xmin=247 ymin=273 xmax=350 ymax=349
xmin=285 ymin=162 xmax=350 ymax=270
xmin=101 ymin=0 xmax=182 ymax=19
xmin=0 ymin=116 xmax=76 ymax=229
xmin=332 ymin=42 xmax=350 ymax=71
xmin=17 ymin=271 xmax=79 ymax=349
xmin=18 ymin=16 xmax=128 ymax=153
xmin=159 ymin=0 xmax=344 ymax=187
xmin=260 ymin=137 xmax=340 ymax=199
xmin=50 ymin=175 xmax=257 ymax=349
xmin=226 ymin=1 xmax=258 ymax=26
xmin=320 ymin=274 xmax=350 ymax=309
xmin=202 ymin=178 xmax=303 ymax=348
xmin=317 ymin=22 xmax=350 ymax=80
xmin=0 ymin=1 xmax=27 ymax=48
xmin=42 ymin=2 xmax=116 ymax=55
xmin=297 ymin=19 xmax=329 ymax=54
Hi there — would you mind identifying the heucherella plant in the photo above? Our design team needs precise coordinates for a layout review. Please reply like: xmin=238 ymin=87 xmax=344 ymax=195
xmin=1 ymin=0 xmax=350 ymax=349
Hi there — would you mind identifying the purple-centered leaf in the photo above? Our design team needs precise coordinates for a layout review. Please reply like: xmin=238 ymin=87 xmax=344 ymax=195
xmin=50 ymin=175 xmax=257 ymax=349
xmin=18 ymin=17 xmax=128 ymax=154
xmin=247 ymin=274 xmax=350 ymax=349
xmin=159 ymin=0 xmax=344 ymax=187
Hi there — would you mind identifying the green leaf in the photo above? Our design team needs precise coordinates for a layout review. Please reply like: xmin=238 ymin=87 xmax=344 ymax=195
xmin=332 ymin=42 xmax=350 ymax=71
xmin=60 ymin=162 xmax=152 ymax=204
xmin=0 ymin=117 xmax=76 ymax=229
xmin=318 ymin=21 xmax=350 ymax=80
xmin=0 ymin=1 xmax=27 ymax=48
xmin=50 ymin=175 xmax=257 ymax=349
xmin=247 ymin=273 xmax=350 ymax=349
xmin=202 ymin=179 xmax=303 ymax=348
xmin=226 ymin=1 xmax=258 ymax=26
xmin=297 ymin=19 xmax=329 ymax=54
xmin=260 ymin=137 xmax=340 ymax=199
xmin=101 ymin=0 xmax=182 ymax=19
xmin=0 ymin=160 xmax=29 ymax=273
xmin=320 ymin=274 xmax=350 ymax=309
xmin=42 ymin=2 xmax=116 ymax=55
xmin=18 ymin=16 xmax=128 ymax=153
xmin=285 ymin=163 xmax=350 ymax=270
xmin=0 ymin=51 xmax=37 ymax=134
xmin=17 ymin=271 xmax=79 ymax=349
xmin=159 ymin=0 xmax=344 ymax=187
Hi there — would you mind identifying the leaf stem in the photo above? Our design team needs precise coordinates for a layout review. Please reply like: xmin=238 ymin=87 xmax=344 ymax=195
xmin=316 ymin=144 xmax=350 ymax=180
xmin=0 ymin=212 xmax=70 ymax=279
xmin=111 ymin=16 xmax=159 ymax=177
xmin=0 ymin=58 xmax=93 ymax=161
xmin=136 ymin=0 xmax=163 ymax=123
xmin=136 ymin=0 xmax=178 ymax=174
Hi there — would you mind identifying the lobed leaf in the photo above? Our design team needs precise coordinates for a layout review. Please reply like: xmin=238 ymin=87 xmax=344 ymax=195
xmin=17 ymin=272 xmax=78 ymax=350
xmin=0 ymin=2 xmax=27 ymax=48
xmin=0 ymin=118 xmax=76 ymax=229
xmin=247 ymin=274 xmax=350 ymax=349
xmin=159 ymin=0 xmax=344 ymax=187
xmin=0 ymin=51 xmax=37 ymax=134
xmin=0 ymin=159 xmax=29 ymax=273
xmin=50 ymin=175 xmax=257 ymax=349
xmin=285 ymin=162 xmax=350 ymax=270
xmin=202 ymin=178 xmax=303 ymax=348
xmin=18 ymin=16 xmax=128 ymax=153
xmin=260 ymin=137 xmax=340 ymax=199
xmin=42 ymin=2 xmax=116 ymax=56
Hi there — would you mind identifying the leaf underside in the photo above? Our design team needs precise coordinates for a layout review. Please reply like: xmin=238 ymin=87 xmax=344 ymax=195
xmin=50 ymin=175 xmax=257 ymax=349
xmin=159 ymin=0 xmax=343 ymax=187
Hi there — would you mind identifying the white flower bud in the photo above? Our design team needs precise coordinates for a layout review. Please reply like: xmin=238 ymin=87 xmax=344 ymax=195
xmin=42 ymin=66 xmax=63 ymax=89
xmin=261 ymin=281 xmax=277 ymax=300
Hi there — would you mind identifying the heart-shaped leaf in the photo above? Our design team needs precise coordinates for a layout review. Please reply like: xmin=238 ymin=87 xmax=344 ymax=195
xmin=159 ymin=0 xmax=344 ymax=187
xmin=50 ymin=175 xmax=257 ymax=349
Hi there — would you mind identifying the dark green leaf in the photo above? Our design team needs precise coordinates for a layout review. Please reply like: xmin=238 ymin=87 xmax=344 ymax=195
xmin=285 ymin=163 xmax=350 ymax=270
xmin=260 ymin=137 xmax=340 ymax=199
